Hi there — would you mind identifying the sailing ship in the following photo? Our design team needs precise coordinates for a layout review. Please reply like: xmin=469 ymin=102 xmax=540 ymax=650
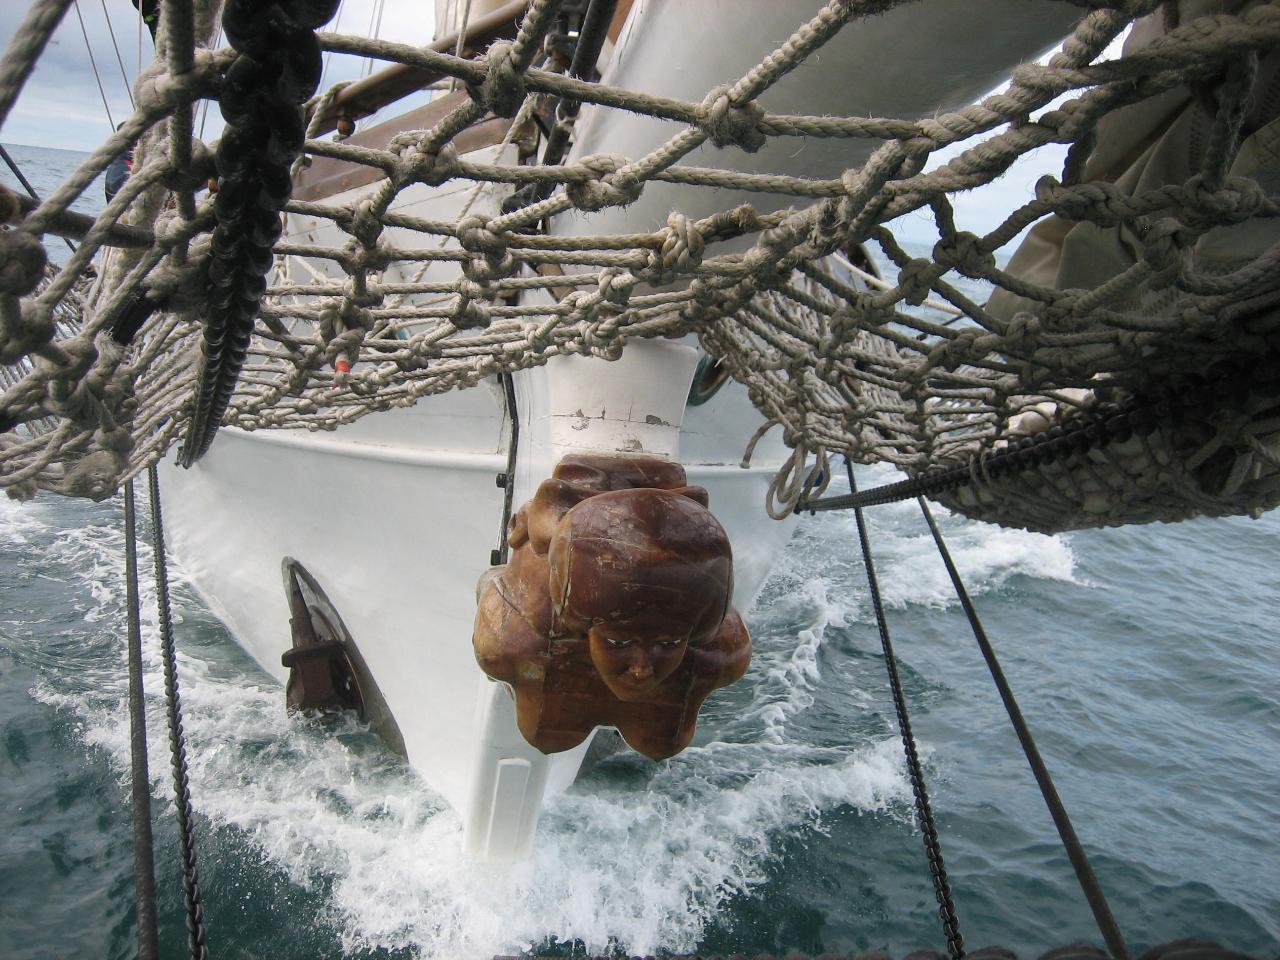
xmin=152 ymin=0 xmax=1090 ymax=862
xmin=0 ymin=0 xmax=1277 ymax=952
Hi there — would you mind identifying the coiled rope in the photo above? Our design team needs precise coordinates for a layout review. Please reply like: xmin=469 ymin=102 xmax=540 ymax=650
xmin=177 ymin=0 xmax=341 ymax=465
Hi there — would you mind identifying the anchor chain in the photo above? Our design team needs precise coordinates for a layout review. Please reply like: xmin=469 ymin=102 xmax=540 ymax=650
xmin=123 ymin=480 xmax=160 ymax=960
xmin=148 ymin=465 xmax=210 ymax=960
xmin=847 ymin=459 xmax=964 ymax=958
xmin=178 ymin=0 xmax=340 ymax=466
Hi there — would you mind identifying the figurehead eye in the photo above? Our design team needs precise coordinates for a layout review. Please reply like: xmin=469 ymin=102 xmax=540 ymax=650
xmin=658 ymin=638 xmax=684 ymax=647
xmin=605 ymin=637 xmax=631 ymax=648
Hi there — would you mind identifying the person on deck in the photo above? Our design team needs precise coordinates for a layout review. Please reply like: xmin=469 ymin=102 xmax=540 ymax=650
xmin=104 ymin=125 xmax=132 ymax=202
xmin=132 ymin=0 xmax=159 ymax=42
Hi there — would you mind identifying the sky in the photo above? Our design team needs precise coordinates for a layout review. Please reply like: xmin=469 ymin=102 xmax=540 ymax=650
xmin=0 ymin=0 xmax=437 ymax=151
xmin=0 ymin=2 xmax=1125 ymax=248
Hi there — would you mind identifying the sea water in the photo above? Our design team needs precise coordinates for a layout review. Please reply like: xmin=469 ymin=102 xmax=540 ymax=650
xmin=2 ymin=144 xmax=1279 ymax=960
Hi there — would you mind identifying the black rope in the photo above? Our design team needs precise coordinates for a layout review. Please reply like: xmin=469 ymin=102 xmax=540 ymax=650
xmin=178 ymin=0 xmax=340 ymax=466
xmin=123 ymin=479 xmax=160 ymax=960
xmin=916 ymin=496 xmax=1130 ymax=960
xmin=147 ymin=465 xmax=210 ymax=960
xmin=847 ymin=460 xmax=964 ymax=959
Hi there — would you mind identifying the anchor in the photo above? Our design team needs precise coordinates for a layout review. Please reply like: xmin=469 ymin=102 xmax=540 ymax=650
xmin=281 ymin=558 xmax=406 ymax=757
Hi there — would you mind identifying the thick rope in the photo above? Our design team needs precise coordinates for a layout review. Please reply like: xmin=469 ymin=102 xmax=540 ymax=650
xmin=0 ymin=144 xmax=76 ymax=253
xmin=0 ymin=0 xmax=74 ymax=130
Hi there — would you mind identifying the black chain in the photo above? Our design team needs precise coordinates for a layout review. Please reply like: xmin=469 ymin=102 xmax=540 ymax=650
xmin=178 ymin=0 xmax=340 ymax=466
xmin=147 ymin=465 xmax=209 ymax=960
xmin=848 ymin=459 xmax=964 ymax=958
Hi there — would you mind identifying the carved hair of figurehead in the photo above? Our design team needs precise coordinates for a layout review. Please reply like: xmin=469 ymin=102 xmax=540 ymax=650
xmin=473 ymin=454 xmax=750 ymax=761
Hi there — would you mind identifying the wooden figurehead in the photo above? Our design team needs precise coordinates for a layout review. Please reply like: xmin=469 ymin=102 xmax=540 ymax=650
xmin=473 ymin=454 xmax=750 ymax=760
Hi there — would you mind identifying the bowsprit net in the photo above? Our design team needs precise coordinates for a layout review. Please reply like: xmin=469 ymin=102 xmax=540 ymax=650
xmin=1 ymin=0 xmax=1278 ymax=533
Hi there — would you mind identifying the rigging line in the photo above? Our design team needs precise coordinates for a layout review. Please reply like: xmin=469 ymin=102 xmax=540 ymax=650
xmin=147 ymin=465 xmax=211 ymax=960
xmin=450 ymin=0 xmax=475 ymax=91
xmin=360 ymin=0 xmax=377 ymax=77
xmin=915 ymin=496 xmax=1132 ymax=960
xmin=122 ymin=480 xmax=160 ymax=960
xmin=0 ymin=143 xmax=78 ymax=253
xmin=196 ymin=23 xmax=223 ymax=141
xmin=362 ymin=0 xmax=388 ymax=78
xmin=72 ymin=0 xmax=117 ymax=131
xmin=847 ymin=458 xmax=965 ymax=960
xmin=98 ymin=0 xmax=136 ymax=110
xmin=317 ymin=0 xmax=346 ymax=97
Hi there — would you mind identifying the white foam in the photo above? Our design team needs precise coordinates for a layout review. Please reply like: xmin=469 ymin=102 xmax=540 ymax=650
xmin=18 ymin=495 xmax=913 ymax=958
xmin=301 ymin=738 xmax=910 ymax=957
xmin=751 ymin=572 xmax=855 ymax=742
xmin=0 ymin=494 xmax=50 ymax=546
xmin=801 ymin=465 xmax=1082 ymax=611
xmin=874 ymin=516 xmax=1079 ymax=609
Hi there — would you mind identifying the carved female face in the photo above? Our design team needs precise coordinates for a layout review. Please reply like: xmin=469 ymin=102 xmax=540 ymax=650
xmin=587 ymin=623 xmax=688 ymax=701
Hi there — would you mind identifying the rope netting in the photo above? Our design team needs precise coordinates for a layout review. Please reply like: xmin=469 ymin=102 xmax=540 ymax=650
xmin=1 ymin=0 xmax=1278 ymax=531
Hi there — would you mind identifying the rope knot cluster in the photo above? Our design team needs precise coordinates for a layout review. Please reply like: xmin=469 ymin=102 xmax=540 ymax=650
xmin=564 ymin=153 xmax=641 ymax=212
xmin=458 ymin=214 xmax=516 ymax=283
xmin=933 ymin=232 xmax=995 ymax=275
xmin=645 ymin=213 xmax=705 ymax=286
xmin=159 ymin=137 xmax=216 ymax=193
xmin=0 ymin=230 xmax=47 ymax=298
xmin=467 ymin=41 xmax=527 ymax=118
xmin=699 ymin=85 xmax=767 ymax=152
xmin=895 ymin=257 xmax=935 ymax=307
xmin=399 ymin=141 xmax=459 ymax=188
xmin=1183 ymin=173 xmax=1269 ymax=228
xmin=597 ymin=268 xmax=637 ymax=308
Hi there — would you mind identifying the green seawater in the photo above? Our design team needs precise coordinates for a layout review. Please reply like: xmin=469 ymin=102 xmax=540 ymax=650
xmin=2 ymin=144 xmax=1279 ymax=960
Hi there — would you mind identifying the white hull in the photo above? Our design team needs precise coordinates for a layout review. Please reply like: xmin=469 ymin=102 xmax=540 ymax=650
xmin=160 ymin=350 xmax=796 ymax=858
xmin=160 ymin=0 xmax=1083 ymax=860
